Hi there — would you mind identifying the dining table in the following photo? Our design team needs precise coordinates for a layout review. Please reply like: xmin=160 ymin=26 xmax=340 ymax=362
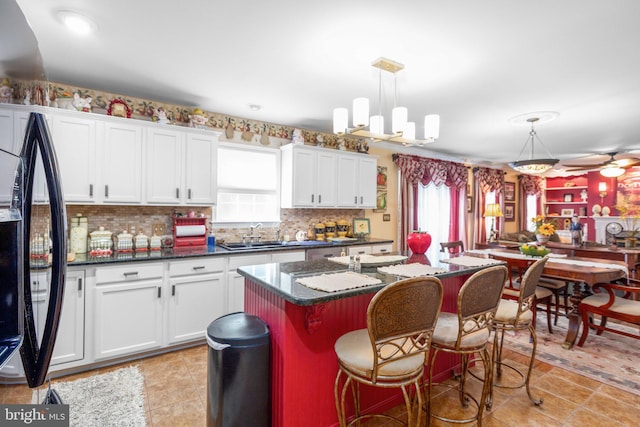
xmin=467 ymin=248 xmax=628 ymax=349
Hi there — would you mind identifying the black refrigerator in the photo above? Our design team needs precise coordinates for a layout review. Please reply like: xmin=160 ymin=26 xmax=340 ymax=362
xmin=0 ymin=112 xmax=66 ymax=390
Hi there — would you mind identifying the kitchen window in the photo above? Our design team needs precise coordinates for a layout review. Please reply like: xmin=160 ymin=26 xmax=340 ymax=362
xmin=215 ymin=144 xmax=280 ymax=223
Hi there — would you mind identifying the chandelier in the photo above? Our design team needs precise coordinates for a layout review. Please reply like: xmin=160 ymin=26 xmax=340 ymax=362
xmin=332 ymin=57 xmax=440 ymax=146
xmin=509 ymin=117 xmax=559 ymax=174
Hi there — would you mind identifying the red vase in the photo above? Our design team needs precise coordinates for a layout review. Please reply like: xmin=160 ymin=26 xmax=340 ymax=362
xmin=407 ymin=231 xmax=432 ymax=255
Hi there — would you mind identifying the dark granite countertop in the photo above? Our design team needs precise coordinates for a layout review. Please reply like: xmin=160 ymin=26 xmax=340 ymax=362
xmin=238 ymin=252 xmax=505 ymax=306
xmin=67 ymin=238 xmax=393 ymax=267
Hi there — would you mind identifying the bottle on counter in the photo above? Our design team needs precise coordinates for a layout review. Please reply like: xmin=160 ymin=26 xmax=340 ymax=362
xmin=348 ymin=255 xmax=355 ymax=272
xmin=354 ymin=255 xmax=361 ymax=273
xmin=207 ymin=222 xmax=216 ymax=250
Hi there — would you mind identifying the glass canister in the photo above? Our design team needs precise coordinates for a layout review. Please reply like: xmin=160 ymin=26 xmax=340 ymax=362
xmin=69 ymin=213 xmax=88 ymax=254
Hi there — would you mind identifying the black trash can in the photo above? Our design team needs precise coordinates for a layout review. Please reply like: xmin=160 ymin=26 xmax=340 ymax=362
xmin=206 ymin=312 xmax=270 ymax=427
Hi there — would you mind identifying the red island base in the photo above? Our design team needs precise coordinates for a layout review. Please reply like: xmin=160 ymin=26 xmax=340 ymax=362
xmin=244 ymin=274 xmax=468 ymax=427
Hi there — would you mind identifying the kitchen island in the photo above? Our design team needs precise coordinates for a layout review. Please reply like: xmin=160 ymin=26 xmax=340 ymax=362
xmin=238 ymin=253 xmax=504 ymax=427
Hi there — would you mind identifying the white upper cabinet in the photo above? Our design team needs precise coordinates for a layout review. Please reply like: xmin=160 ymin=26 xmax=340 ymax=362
xmin=145 ymin=127 xmax=184 ymax=204
xmin=281 ymin=144 xmax=376 ymax=209
xmin=101 ymin=121 xmax=143 ymax=203
xmin=281 ymin=144 xmax=338 ymax=208
xmin=337 ymin=154 xmax=377 ymax=208
xmin=184 ymin=132 xmax=217 ymax=205
xmin=50 ymin=112 xmax=97 ymax=203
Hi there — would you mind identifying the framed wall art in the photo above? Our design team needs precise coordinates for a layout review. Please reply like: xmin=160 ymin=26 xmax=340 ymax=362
xmin=374 ymin=166 xmax=388 ymax=212
xmin=561 ymin=208 xmax=575 ymax=217
xmin=353 ymin=218 xmax=371 ymax=236
xmin=504 ymin=203 xmax=515 ymax=222
xmin=504 ymin=182 xmax=515 ymax=202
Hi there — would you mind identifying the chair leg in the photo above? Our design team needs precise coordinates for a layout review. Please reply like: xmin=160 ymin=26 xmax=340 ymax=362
xmin=459 ymin=353 xmax=470 ymax=407
xmin=334 ymin=370 xmax=348 ymax=427
xmin=525 ymin=324 xmax=543 ymax=406
xmin=546 ymin=296 xmax=553 ymax=334
xmin=553 ymin=289 xmax=560 ymax=326
xmin=596 ymin=316 xmax=608 ymax=335
xmin=577 ymin=307 xmax=592 ymax=347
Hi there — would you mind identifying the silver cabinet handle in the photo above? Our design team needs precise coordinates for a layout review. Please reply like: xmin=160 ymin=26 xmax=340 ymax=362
xmin=123 ymin=271 xmax=139 ymax=278
xmin=89 ymin=184 xmax=93 ymax=197
xmin=311 ymin=194 xmax=314 ymax=203
xmin=188 ymin=189 xmax=192 ymax=199
xmin=354 ymin=196 xmax=357 ymax=204
xmin=176 ymin=188 xmax=180 ymax=198
xmin=77 ymin=277 xmax=83 ymax=291
xmin=379 ymin=248 xmax=388 ymax=253
xmin=192 ymin=266 xmax=205 ymax=270
xmin=360 ymin=196 xmax=363 ymax=204
xmin=172 ymin=284 xmax=176 ymax=296
xmin=157 ymin=287 xmax=162 ymax=298
xmin=318 ymin=194 xmax=322 ymax=204
xmin=104 ymin=185 xmax=109 ymax=198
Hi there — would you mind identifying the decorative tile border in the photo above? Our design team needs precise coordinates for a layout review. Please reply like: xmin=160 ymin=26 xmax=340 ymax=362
xmin=3 ymin=78 xmax=369 ymax=152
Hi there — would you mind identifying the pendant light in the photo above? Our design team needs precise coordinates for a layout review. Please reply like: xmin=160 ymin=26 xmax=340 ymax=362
xmin=509 ymin=117 xmax=559 ymax=174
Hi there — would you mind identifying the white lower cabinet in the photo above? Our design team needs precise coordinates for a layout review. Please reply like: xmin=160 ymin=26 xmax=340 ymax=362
xmin=93 ymin=263 xmax=164 ymax=360
xmin=227 ymin=254 xmax=271 ymax=313
xmin=347 ymin=243 xmax=393 ymax=256
xmin=167 ymin=258 xmax=225 ymax=344
xmin=51 ymin=269 xmax=85 ymax=366
xmin=226 ymin=251 xmax=305 ymax=313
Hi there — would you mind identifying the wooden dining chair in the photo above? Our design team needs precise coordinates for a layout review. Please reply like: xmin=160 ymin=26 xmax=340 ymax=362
xmin=440 ymin=240 xmax=464 ymax=254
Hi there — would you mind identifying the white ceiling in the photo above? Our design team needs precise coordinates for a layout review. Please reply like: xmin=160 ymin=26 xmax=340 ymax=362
xmin=5 ymin=0 xmax=640 ymax=171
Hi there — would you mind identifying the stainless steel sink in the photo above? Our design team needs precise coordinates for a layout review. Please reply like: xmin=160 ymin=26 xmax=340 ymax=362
xmin=218 ymin=241 xmax=286 ymax=251
xmin=218 ymin=240 xmax=333 ymax=251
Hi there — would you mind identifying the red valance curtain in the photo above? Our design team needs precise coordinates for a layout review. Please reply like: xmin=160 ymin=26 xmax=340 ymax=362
xmin=393 ymin=154 xmax=468 ymax=251
xmin=518 ymin=175 xmax=544 ymax=229
xmin=472 ymin=167 xmax=505 ymax=244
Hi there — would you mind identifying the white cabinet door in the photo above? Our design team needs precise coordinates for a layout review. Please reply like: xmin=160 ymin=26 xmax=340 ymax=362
xmin=358 ymin=156 xmax=377 ymax=208
xmin=51 ymin=269 xmax=85 ymax=366
xmin=337 ymin=154 xmax=377 ymax=208
xmin=337 ymin=155 xmax=359 ymax=207
xmin=227 ymin=254 xmax=271 ymax=313
xmin=167 ymin=272 xmax=225 ymax=344
xmin=184 ymin=132 xmax=217 ymax=205
xmin=51 ymin=113 xmax=97 ymax=203
xmin=0 ymin=107 xmax=15 ymax=153
xmin=93 ymin=279 xmax=164 ymax=360
xmin=101 ymin=121 xmax=143 ymax=203
xmin=145 ymin=127 xmax=183 ymax=204
xmin=289 ymin=147 xmax=316 ymax=207
xmin=370 ymin=243 xmax=393 ymax=254
xmin=316 ymin=151 xmax=338 ymax=207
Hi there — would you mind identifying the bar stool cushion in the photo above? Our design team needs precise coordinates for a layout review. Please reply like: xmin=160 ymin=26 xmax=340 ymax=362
xmin=503 ymin=286 xmax=553 ymax=301
xmin=432 ymin=312 xmax=490 ymax=349
xmin=495 ymin=299 xmax=533 ymax=325
xmin=335 ymin=329 xmax=425 ymax=378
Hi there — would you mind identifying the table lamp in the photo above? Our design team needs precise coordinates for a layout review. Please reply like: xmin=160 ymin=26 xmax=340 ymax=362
xmin=484 ymin=203 xmax=504 ymax=243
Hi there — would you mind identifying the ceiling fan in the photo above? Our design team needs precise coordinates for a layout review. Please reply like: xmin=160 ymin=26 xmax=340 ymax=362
xmin=563 ymin=152 xmax=640 ymax=175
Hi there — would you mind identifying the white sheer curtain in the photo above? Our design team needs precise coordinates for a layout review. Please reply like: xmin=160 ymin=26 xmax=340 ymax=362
xmin=417 ymin=182 xmax=451 ymax=260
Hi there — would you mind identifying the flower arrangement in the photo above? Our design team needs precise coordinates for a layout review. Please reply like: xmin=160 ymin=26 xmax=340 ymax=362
xmin=531 ymin=215 xmax=557 ymax=236
xmin=615 ymin=196 xmax=640 ymax=238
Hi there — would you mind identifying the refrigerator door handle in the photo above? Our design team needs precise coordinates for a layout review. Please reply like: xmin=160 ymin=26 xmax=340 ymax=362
xmin=19 ymin=113 xmax=67 ymax=389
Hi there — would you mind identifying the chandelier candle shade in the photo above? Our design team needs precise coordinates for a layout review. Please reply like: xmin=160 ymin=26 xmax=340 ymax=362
xmin=333 ymin=57 xmax=440 ymax=146
xmin=510 ymin=117 xmax=559 ymax=174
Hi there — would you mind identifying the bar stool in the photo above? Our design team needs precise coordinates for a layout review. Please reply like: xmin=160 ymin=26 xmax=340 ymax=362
xmin=489 ymin=256 xmax=548 ymax=409
xmin=427 ymin=265 xmax=508 ymax=426
xmin=537 ymin=277 xmax=569 ymax=325
xmin=440 ymin=240 xmax=464 ymax=254
xmin=334 ymin=276 xmax=443 ymax=427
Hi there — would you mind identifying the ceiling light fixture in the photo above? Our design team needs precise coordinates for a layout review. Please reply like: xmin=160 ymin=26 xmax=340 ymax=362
xmin=600 ymin=165 xmax=625 ymax=178
xmin=509 ymin=117 xmax=559 ymax=174
xmin=333 ymin=57 xmax=440 ymax=146
xmin=57 ymin=10 xmax=97 ymax=35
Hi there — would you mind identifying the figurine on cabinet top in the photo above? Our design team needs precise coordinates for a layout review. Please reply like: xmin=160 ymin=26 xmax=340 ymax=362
xmin=154 ymin=107 xmax=170 ymax=124
xmin=23 ymin=89 xmax=31 ymax=105
xmin=188 ymin=108 xmax=208 ymax=129
xmin=72 ymin=93 xmax=92 ymax=112
xmin=0 ymin=78 xmax=12 ymax=103
xmin=580 ymin=189 xmax=588 ymax=202
xmin=292 ymin=128 xmax=304 ymax=144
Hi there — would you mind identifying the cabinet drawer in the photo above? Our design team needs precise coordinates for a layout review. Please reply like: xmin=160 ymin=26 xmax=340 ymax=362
xmin=169 ymin=257 xmax=225 ymax=277
xmin=228 ymin=254 xmax=271 ymax=270
xmin=96 ymin=263 xmax=164 ymax=284
xmin=371 ymin=243 xmax=393 ymax=254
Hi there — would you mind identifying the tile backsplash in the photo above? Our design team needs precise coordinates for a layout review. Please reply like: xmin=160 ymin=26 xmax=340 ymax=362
xmin=65 ymin=205 xmax=366 ymax=243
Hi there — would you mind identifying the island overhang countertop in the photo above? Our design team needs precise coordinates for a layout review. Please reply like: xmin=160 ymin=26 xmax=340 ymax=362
xmin=237 ymin=252 xmax=505 ymax=306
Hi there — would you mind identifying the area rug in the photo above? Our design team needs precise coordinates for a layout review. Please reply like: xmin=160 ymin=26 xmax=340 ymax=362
xmin=32 ymin=365 xmax=146 ymax=427
xmin=503 ymin=313 xmax=640 ymax=396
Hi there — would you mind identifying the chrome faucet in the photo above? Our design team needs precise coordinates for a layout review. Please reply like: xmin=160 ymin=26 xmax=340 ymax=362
xmin=250 ymin=223 xmax=263 ymax=234
xmin=242 ymin=223 xmax=263 ymax=244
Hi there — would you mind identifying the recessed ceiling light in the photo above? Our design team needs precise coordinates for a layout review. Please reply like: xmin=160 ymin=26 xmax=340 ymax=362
xmin=57 ymin=10 xmax=97 ymax=35
xmin=248 ymin=104 xmax=262 ymax=111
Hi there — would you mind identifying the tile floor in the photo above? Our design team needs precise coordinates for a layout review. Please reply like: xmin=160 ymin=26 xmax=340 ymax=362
xmin=2 ymin=343 xmax=640 ymax=426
